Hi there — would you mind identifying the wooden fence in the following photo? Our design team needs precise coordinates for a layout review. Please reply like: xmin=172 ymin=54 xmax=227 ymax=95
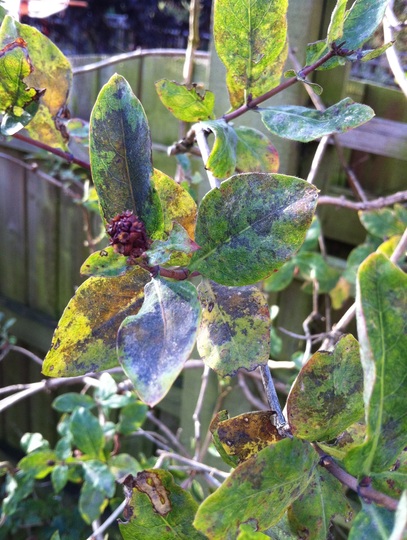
xmin=1 ymin=0 xmax=406 ymax=456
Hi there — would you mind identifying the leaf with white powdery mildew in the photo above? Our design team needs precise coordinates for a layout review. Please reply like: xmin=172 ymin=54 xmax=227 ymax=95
xmin=117 ymin=277 xmax=201 ymax=406
xmin=197 ymin=279 xmax=271 ymax=376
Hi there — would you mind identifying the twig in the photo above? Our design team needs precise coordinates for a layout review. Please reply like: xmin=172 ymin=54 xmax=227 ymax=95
xmin=237 ymin=373 xmax=268 ymax=410
xmin=91 ymin=519 xmax=103 ymax=540
xmin=194 ymin=126 xmax=221 ymax=189
xmin=390 ymin=227 xmax=407 ymax=263
xmin=306 ymin=135 xmax=330 ymax=184
xmin=154 ymin=451 xmax=229 ymax=479
xmin=312 ymin=443 xmax=399 ymax=512
xmin=86 ymin=500 xmax=126 ymax=540
xmin=383 ymin=4 xmax=407 ymax=98
xmin=7 ymin=345 xmax=43 ymax=366
xmin=147 ymin=411 xmax=190 ymax=457
xmin=183 ymin=0 xmax=201 ymax=83
xmin=192 ymin=365 xmax=211 ymax=461
xmin=318 ymin=191 xmax=407 ymax=211
xmin=72 ymin=48 xmax=209 ymax=76
xmin=258 ymin=365 xmax=287 ymax=430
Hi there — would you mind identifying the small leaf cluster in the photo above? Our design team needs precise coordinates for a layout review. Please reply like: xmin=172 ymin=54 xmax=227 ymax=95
xmin=0 ymin=373 xmax=148 ymax=538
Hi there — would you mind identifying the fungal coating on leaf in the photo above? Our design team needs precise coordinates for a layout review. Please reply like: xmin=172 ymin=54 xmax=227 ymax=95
xmin=107 ymin=210 xmax=151 ymax=258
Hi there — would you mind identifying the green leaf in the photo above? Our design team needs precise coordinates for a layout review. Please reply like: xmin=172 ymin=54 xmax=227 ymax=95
xmin=306 ymin=0 xmax=390 ymax=71
xmin=200 ymin=119 xmax=238 ymax=179
xmin=152 ymin=168 xmax=197 ymax=239
xmin=117 ymin=277 xmax=201 ymax=406
xmin=213 ymin=0 xmax=288 ymax=108
xmin=263 ymin=261 xmax=296 ymax=292
xmin=118 ymin=401 xmax=148 ymax=435
xmin=359 ymin=205 xmax=407 ymax=239
xmin=197 ymin=279 xmax=271 ymax=376
xmin=18 ymin=450 xmax=57 ymax=479
xmin=80 ymin=247 xmax=129 ymax=278
xmin=90 ymin=73 xmax=163 ymax=237
xmin=345 ymin=254 xmax=407 ymax=476
xmin=79 ymin=480 xmax=108 ymax=524
xmin=109 ymin=453 xmax=142 ymax=481
xmin=0 ymin=37 xmax=41 ymax=135
xmin=235 ymin=126 xmax=279 ymax=173
xmin=194 ymin=438 xmax=317 ymax=539
xmin=0 ymin=16 xmax=72 ymax=148
xmin=155 ymin=79 xmax=215 ymax=122
xmin=20 ymin=432 xmax=50 ymax=453
xmin=52 ymin=392 xmax=95 ymax=412
xmin=42 ymin=267 xmax=150 ymax=377
xmin=51 ymin=464 xmax=69 ymax=493
xmin=69 ymin=407 xmax=105 ymax=459
xmin=210 ymin=410 xmax=282 ymax=465
xmin=287 ymin=335 xmax=364 ymax=441
xmin=189 ymin=173 xmax=318 ymax=286
xmin=288 ymin=468 xmax=353 ymax=540
xmin=82 ymin=460 xmax=116 ymax=497
xmin=295 ymin=252 xmax=341 ymax=293
xmin=259 ymin=98 xmax=374 ymax=142
xmin=146 ymin=223 xmax=200 ymax=265
xmin=326 ymin=0 xmax=347 ymax=44
xmin=237 ymin=524 xmax=270 ymax=539
xmin=371 ymin=449 xmax=407 ymax=499
xmin=358 ymin=42 xmax=394 ymax=62
xmin=119 ymin=470 xmax=206 ymax=539
xmin=348 ymin=501 xmax=396 ymax=540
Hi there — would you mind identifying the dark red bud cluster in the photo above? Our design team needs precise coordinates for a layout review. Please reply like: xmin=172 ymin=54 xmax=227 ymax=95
xmin=106 ymin=210 xmax=150 ymax=258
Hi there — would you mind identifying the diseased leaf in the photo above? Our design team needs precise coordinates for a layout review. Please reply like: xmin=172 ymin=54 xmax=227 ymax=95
xmin=197 ymin=279 xmax=271 ymax=376
xmin=0 ymin=15 xmax=72 ymax=148
xmin=146 ymin=223 xmax=200 ymax=266
xmin=155 ymin=79 xmax=215 ymax=122
xmin=371 ymin=449 xmax=407 ymax=499
xmin=193 ymin=438 xmax=318 ymax=539
xmin=259 ymin=98 xmax=374 ymax=142
xmin=80 ymin=247 xmax=129 ymax=278
xmin=119 ymin=470 xmax=206 ymax=539
xmin=288 ymin=468 xmax=353 ymax=540
xmin=359 ymin=205 xmax=407 ymax=239
xmin=200 ymin=119 xmax=237 ymax=179
xmin=237 ymin=524 xmax=270 ymax=539
xmin=18 ymin=450 xmax=57 ymax=479
xmin=213 ymin=0 xmax=288 ymax=108
xmin=348 ymin=501 xmax=396 ymax=540
xmin=306 ymin=0 xmax=390 ymax=71
xmin=287 ymin=335 xmax=364 ymax=441
xmin=70 ymin=408 xmax=104 ymax=459
xmin=152 ymin=168 xmax=197 ymax=239
xmin=345 ymin=254 xmax=407 ymax=476
xmin=326 ymin=0 xmax=347 ymax=44
xmin=0 ymin=38 xmax=41 ymax=135
xmin=117 ymin=278 xmax=201 ymax=406
xmin=42 ymin=267 xmax=150 ymax=377
xmin=189 ymin=173 xmax=318 ymax=286
xmin=211 ymin=410 xmax=282 ymax=465
xmin=235 ymin=126 xmax=279 ymax=173
xmin=90 ymin=73 xmax=163 ymax=237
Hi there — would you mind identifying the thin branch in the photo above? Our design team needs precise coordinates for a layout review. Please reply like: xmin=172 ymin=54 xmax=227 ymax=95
xmin=154 ymin=451 xmax=229 ymax=479
xmin=8 ymin=345 xmax=43 ymax=367
xmin=390 ymin=227 xmax=407 ymax=264
xmin=258 ymin=365 xmax=287 ymax=431
xmin=86 ymin=500 xmax=126 ymax=540
xmin=147 ymin=411 xmax=190 ymax=457
xmin=318 ymin=191 xmax=407 ymax=211
xmin=383 ymin=5 xmax=407 ymax=98
xmin=192 ymin=365 xmax=211 ymax=461
xmin=12 ymin=132 xmax=90 ymax=170
xmin=237 ymin=373 xmax=268 ymax=410
xmin=306 ymin=135 xmax=330 ymax=184
xmin=194 ymin=126 xmax=221 ymax=189
xmin=183 ymin=0 xmax=201 ymax=83
xmin=312 ymin=443 xmax=399 ymax=512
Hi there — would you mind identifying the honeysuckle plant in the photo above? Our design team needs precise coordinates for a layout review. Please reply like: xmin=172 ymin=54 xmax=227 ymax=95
xmin=0 ymin=1 xmax=406 ymax=538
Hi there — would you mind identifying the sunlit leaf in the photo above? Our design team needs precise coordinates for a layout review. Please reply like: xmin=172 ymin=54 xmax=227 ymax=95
xmin=259 ymin=98 xmax=374 ymax=142
xmin=288 ymin=468 xmax=353 ymax=540
xmin=155 ymin=79 xmax=215 ymax=122
xmin=213 ymin=0 xmax=288 ymax=108
xmin=235 ymin=126 xmax=279 ymax=173
xmin=0 ymin=15 xmax=72 ymax=148
xmin=287 ymin=335 xmax=364 ymax=441
xmin=90 ymin=73 xmax=163 ymax=237
xmin=345 ymin=254 xmax=407 ymax=476
xmin=237 ymin=524 xmax=270 ymax=539
xmin=197 ymin=279 xmax=271 ymax=376
xmin=326 ymin=0 xmax=347 ymax=44
xmin=117 ymin=277 xmax=201 ymax=406
xmin=189 ymin=173 xmax=318 ymax=286
xmin=82 ymin=460 xmax=115 ymax=497
xmin=18 ymin=450 xmax=57 ymax=479
xmin=200 ymin=119 xmax=237 ymax=179
xmin=80 ymin=247 xmax=129 ymax=278
xmin=42 ymin=267 xmax=150 ymax=377
xmin=210 ymin=410 xmax=282 ymax=465
xmin=194 ymin=438 xmax=318 ymax=539
xmin=120 ymin=470 xmax=206 ymax=539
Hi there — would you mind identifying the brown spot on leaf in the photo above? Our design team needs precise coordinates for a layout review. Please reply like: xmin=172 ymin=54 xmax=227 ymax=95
xmin=135 ymin=471 xmax=171 ymax=516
